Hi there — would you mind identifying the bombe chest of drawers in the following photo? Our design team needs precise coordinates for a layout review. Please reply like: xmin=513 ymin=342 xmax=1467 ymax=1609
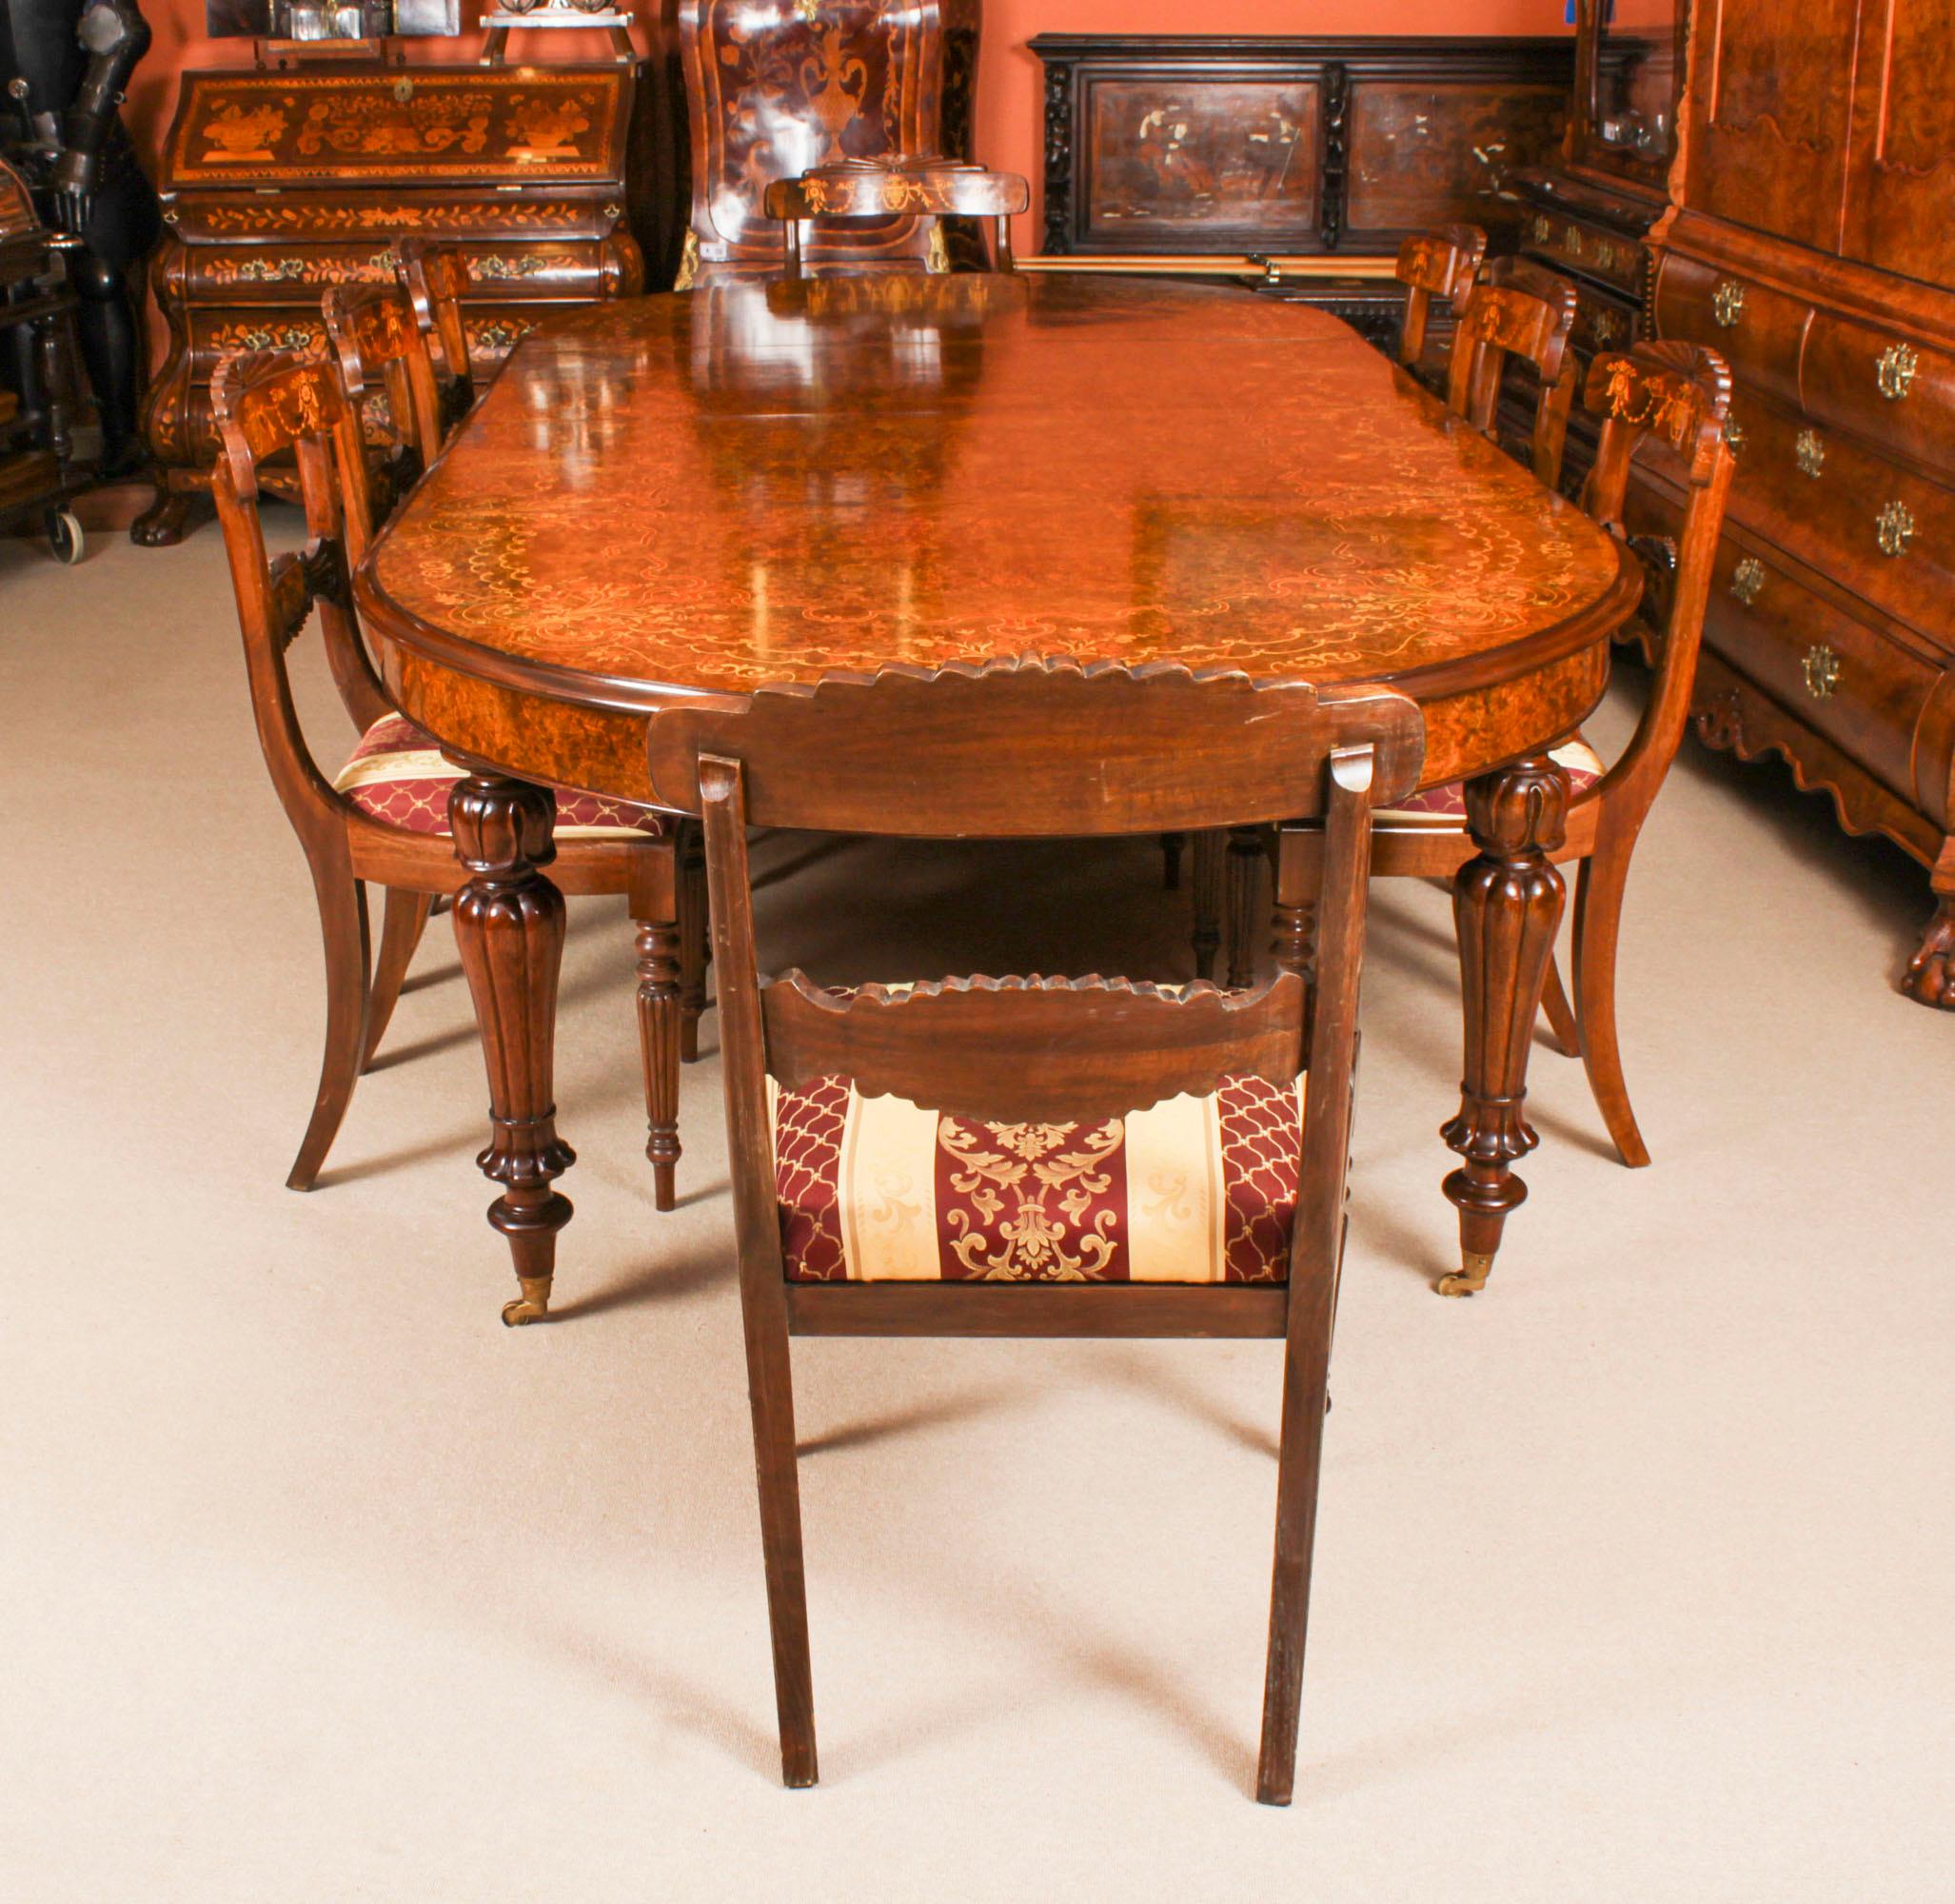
xmin=134 ymin=59 xmax=682 ymax=545
xmin=1626 ymin=0 xmax=1955 ymax=1011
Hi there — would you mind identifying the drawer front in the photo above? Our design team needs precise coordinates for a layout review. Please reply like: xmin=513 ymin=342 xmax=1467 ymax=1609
xmin=166 ymin=192 xmax=622 ymax=246
xmin=1706 ymin=539 xmax=1938 ymax=801
xmin=1523 ymin=209 xmax=1645 ymax=299
xmin=1800 ymin=312 xmax=1955 ymax=477
xmin=1720 ymin=390 xmax=1955 ymax=650
xmin=1652 ymin=252 xmax=1807 ymax=410
xmin=178 ymin=239 xmax=624 ymax=305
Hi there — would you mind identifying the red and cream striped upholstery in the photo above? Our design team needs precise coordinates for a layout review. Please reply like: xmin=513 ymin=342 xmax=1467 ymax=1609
xmin=770 ymin=1074 xmax=1304 ymax=1284
xmin=1379 ymin=734 xmax=1604 ymax=823
xmin=332 ymin=713 xmax=676 ymax=842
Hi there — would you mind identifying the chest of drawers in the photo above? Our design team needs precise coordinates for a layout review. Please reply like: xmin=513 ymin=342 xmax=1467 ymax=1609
xmin=134 ymin=59 xmax=683 ymax=545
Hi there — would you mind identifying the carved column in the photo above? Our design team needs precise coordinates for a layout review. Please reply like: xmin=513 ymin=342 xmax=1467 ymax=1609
xmin=448 ymin=773 xmax=575 ymax=1326
xmin=1191 ymin=830 xmax=1224 ymax=982
xmin=1439 ymin=754 xmax=1569 ymax=1297
xmin=1270 ymin=827 xmax=1317 ymax=1065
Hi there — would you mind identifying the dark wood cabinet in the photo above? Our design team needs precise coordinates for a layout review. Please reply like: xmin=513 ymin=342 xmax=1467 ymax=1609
xmin=1508 ymin=0 xmax=1688 ymax=490
xmin=1642 ymin=0 xmax=1955 ymax=1009
xmin=135 ymin=58 xmax=684 ymax=545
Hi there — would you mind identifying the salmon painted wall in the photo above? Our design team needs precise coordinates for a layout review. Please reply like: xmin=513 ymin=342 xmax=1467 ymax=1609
xmin=123 ymin=1 xmax=1570 ymax=253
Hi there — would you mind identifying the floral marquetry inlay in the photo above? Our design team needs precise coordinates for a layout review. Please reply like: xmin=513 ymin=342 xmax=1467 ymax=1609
xmin=365 ymin=279 xmax=1629 ymax=701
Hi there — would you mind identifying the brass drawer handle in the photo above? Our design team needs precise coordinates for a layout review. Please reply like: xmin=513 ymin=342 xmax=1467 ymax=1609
xmin=1795 ymin=428 xmax=1825 ymax=478
xmin=1530 ymin=213 xmax=1550 ymax=245
xmin=1723 ymin=413 xmax=1745 ymax=455
xmin=1876 ymin=343 xmax=1918 ymax=400
xmin=1591 ymin=306 xmax=1626 ymax=347
xmin=1802 ymin=644 xmax=1841 ymax=700
xmin=1730 ymin=556 xmax=1766 ymax=605
xmin=1712 ymin=278 xmax=1746 ymax=327
xmin=1876 ymin=499 xmax=1916 ymax=556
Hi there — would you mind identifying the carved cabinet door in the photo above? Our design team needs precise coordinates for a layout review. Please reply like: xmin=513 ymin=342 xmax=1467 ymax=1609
xmin=1684 ymin=0 xmax=1865 ymax=254
xmin=1839 ymin=0 xmax=1955 ymax=287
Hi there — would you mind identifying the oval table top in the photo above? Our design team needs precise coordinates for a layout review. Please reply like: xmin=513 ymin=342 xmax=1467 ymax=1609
xmin=356 ymin=273 xmax=1641 ymax=803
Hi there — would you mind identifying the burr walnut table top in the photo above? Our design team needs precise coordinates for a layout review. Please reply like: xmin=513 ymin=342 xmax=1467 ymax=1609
xmin=355 ymin=273 xmax=1641 ymax=803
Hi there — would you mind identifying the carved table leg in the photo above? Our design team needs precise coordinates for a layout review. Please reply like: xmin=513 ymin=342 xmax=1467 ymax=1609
xmin=632 ymin=843 xmax=683 ymax=1215
xmin=1438 ymin=755 xmax=1569 ymax=1298
xmin=1271 ymin=827 xmax=1318 ymax=1062
xmin=1225 ymin=824 xmax=1267 ymax=989
xmin=1902 ymin=891 xmax=1955 ymax=1010
xmin=448 ymin=774 xmax=575 ymax=1326
xmin=1160 ymin=830 xmax=1185 ymax=890
xmin=1191 ymin=830 xmax=1224 ymax=981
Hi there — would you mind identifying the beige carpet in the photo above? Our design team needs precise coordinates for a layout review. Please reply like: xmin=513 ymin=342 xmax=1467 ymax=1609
xmin=5 ymin=526 xmax=1951 ymax=1903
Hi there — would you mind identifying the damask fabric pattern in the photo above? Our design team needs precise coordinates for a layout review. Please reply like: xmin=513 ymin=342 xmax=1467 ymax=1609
xmin=1378 ymin=734 xmax=1604 ymax=823
xmin=332 ymin=713 xmax=676 ymax=841
xmin=768 ymin=1074 xmax=1305 ymax=1284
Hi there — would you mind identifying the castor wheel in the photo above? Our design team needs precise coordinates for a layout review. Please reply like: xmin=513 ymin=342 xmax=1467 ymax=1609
xmin=46 ymin=507 xmax=85 ymax=565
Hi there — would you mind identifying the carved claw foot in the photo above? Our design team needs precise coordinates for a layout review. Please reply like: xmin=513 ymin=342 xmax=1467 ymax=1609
xmin=1436 ymin=1251 xmax=1493 ymax=1299
xmin=501 ymin=1276 xmax=553 ymax=1326
xmin=1901 ymin=898 xmax=1955 ymax=1010
xmin=129 ymin=486 xmax=214 ymax=547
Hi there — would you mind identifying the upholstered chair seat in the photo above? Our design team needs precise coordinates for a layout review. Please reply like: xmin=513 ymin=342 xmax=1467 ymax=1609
xmin=334 ymin=712 xmax=678 ymax=843
xmin=770 ymin=1069 xmax=1305 ymax=1284
xmin=1377 ymin=735 xmax=1603 ymax=825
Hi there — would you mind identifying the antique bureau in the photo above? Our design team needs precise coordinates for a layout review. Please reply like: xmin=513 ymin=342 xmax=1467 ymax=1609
xmin=1629 ymin=0 xmax=1955 ymax=1008
xmin=135 ymin=58 xmax=682 ymax=545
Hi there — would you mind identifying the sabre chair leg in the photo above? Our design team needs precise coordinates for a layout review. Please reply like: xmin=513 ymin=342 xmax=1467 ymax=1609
xmin=1255 ymin=1263 xmax=1336 ymax=1806
xmin=1191 ymin=830 xmax=1224 ymax=980
xmin=1538 ymin=952 xmax=1581 ymax=1059
xmin=363 ymin=887 xmax=432 ymax=1070
xmin=745 ymin=1295 xmax=817 ymax=1786
xmin=287 ymin=867 xmax=372 ymax=1192
xmin=1570 ymin=841 xmax=1650 ymax=1169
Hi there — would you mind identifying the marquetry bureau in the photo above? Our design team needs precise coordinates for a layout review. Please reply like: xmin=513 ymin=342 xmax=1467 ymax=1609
xmin=1626 ymin=0 xmax=1955 ymax=1010
xmin=134 ymin=58 xmax=683 ymax=545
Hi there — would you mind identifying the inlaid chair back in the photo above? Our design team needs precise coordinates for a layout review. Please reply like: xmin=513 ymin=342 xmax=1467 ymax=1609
xmin=680 ymin=0 xmax=981 ymax=276
xmin=1393 ymin=222 xmax=1486 ymax=371
xmin=1447 ymin=257 xmax=1579 ymax=486
xmin=322 ymin=283 xmax=445 ymax=486
xmin=642 ymin=655 xmax=1426 ymax=1803
xmin=211 ymin=350 xmax=393 ymax=817
xmin=764 ymin=158 xmax=1029 ymax=277
xmin=395 ymin=238 xmax=476 ymax=426
xmin=1577 ymin=341 xmax=1736 ymax=817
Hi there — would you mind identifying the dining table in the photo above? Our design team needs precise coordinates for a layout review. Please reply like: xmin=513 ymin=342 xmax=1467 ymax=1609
xmin=351 ymin=270 xmax=1642 ymax=1321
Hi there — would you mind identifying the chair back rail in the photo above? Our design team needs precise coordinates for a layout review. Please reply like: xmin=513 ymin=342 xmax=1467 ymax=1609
xmin=765 ymin=159 xmax=1029 ymax=277
xmin=323 ymin=283 xmax=444 ymax=477
xmin=646 ymin=657 xmax=1425 ymax=834
xmin=395 ymin=239 xmax=476 ymax=423
xmin=1393 ymin=223 xmax=1486 ymax=370
xmin=1579 ymin=342 xmax=1736 ymax=823
xmin=761 ymin=969 xmax=1309 ymax=1124
xmin=210 ymin=350 xmax=390 ymax=840
xmin=1447 ymin=257 xmax=1578 ymax=486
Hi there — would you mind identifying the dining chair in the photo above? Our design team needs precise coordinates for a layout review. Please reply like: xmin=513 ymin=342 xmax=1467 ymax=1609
xmin=1446 ymin=256 xmax=1580 ymax=488
xmin=208 ymin=350 xmax=703 ymax=1273
xmin=321 ymin=282 xmax=445 ymax=503
xmin=1234 ymin=344 xmax=1735 ymax=1228
xmin=677 ymin=0 xmax=1002 ymax=282
xmin=641 ymin=654 xmax=1425 ymax=1802
xmin=1393 ymin=222 xmax=1487 ymax=389
xmin=764 ymin=159 xmax=1030 ymax=278
xmin=394 ymin=239 xmax=477 ymax=433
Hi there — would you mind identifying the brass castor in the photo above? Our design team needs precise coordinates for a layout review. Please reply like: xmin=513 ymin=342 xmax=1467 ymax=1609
xmin=501 ymin=1276 xmax=552 ymax=1326
xmin=1436 ymin=1250 xmax=1493 ymax=1299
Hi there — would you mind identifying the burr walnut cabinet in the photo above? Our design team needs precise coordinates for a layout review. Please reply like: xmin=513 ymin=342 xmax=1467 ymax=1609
xmin=134 ymin=58 xmax=683 ymax=545
xmin=1635 ymin=0 xmax=1955 ymax=1008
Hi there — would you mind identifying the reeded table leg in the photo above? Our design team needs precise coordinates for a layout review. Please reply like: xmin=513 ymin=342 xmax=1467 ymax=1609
xmin=448 ymin=773 xmax=576 ymax=1326
xmin=1439 ymin=755 xmax=1569 ymax=1298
